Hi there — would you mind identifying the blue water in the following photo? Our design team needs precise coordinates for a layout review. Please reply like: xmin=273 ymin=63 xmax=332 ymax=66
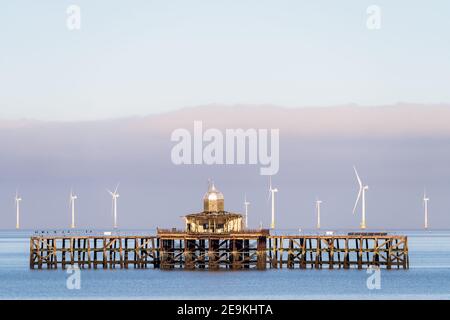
xmin=1 ymin=230 xmax=450 ymax=299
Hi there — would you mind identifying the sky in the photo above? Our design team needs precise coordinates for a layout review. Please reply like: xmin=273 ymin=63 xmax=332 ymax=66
xmin=1 ymin=1 xmax=450 ymax=120
xmin=0 ymin=2 xmax=449 ymax=230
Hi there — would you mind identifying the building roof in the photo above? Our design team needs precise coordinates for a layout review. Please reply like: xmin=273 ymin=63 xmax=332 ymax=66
xmin=185 ymin=210 xmax=242 ymax=219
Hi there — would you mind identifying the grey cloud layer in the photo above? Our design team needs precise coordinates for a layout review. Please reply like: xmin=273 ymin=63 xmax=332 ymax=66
xmin=0 ymin=104 xmax=449 ymax=230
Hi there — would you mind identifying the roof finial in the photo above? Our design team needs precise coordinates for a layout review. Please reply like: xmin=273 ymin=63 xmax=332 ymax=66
xmin=207 ymin=178 xmax=216 ymax=191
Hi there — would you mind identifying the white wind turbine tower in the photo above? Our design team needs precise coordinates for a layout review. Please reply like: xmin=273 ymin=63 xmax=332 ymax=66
xmin=352 ymin=166 xmax=368 ymax=230
xmin=69 ymin=189 xmax=78 ymax=229
xmin=15 ymin=190 xmax=22 ymax=229
xmin=107 ymin=184 xmax=120 ymax=229
xmin=268 ymin=177 xmax=278 ymax=230
xmin=244 ymin=195 xmax=250 ymax=229
xmin=423 ymin=191 xmax=429 ymax=229
xmin=316 ymin=199 xmax=322 ymax=230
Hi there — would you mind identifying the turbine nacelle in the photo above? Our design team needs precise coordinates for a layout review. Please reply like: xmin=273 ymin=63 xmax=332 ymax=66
xmin=70 ymin=189 xmax=78 ymax=202
xmin=423 ymin=191 xmax=430 ymax=203
xmin=108 ymin=184 xmax=120 ymax=229
xmin=108 ymin=191 xmax=120 ymax=198
xmin=108 ymin=183 xmax=120 ymax=199
xmin=268 ymin=177 xmax=278 ymax=194
xmin=423 ymin=190 xmax=430 ymax=204
xmin=353 ymin=166 xmax=368 ymax=229
xmin=15 ymin=190 xmax=22 ymax=202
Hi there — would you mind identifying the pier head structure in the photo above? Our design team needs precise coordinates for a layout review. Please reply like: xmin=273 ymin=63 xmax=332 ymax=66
xmin=157 ymin=183 xmax=268 ymax=269
xmin=183 ymin=183 xmax=243 ymax=233
xmin=30 ymin=184 xmax=409 ymax=270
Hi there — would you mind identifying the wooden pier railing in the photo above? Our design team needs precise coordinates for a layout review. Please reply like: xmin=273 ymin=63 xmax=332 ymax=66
xmin=29 ymin=234 xmax=408 ymax=270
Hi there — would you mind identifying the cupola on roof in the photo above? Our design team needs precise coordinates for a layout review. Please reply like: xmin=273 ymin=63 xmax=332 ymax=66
xmin=203 ymin=182 xmax=224 ymax=212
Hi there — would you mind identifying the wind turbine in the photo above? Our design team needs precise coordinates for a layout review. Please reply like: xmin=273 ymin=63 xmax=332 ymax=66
xmin=15 ymin=190 xmax=22 ymax=229
xmin=69 ymin=189 xmax=77 ymax=229
xmin=352 ymin=166 xmax=368 ymax=230
xmin=244 ymin=195 xmax=250 ymax=229
xmin=107 ymin=184 xmax=120 ymax=229
xmin=423 ymin=190 xmax=429 ymax=229
xmin=268 ymin=176 xmax=278 ymax=230
xmin=316 ymin=199 xmax=322 ymax=230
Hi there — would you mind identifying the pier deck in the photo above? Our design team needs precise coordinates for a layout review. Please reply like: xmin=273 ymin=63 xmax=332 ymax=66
xmin=29 ymin=232 xmax=409 ymax=270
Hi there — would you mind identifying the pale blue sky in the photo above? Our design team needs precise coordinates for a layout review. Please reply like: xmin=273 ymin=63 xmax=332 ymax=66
xmin=1 ymin=0 xmax=449 ymax=120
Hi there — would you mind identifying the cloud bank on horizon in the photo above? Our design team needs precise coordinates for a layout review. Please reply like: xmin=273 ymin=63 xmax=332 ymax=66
xmin=0 ymin=104 xmax=449 ymax=230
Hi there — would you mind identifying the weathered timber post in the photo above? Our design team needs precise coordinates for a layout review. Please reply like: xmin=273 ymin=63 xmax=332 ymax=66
xmin=209 ymin=238 xmax=219 ymax=270
xmin=61 ymin=238 xmax=66 ymax=269
xmin=329 ymin=238 xmax=334 ymax=269
xmin=404 ymin=237 xmax=409 ymax=269
xmin=344 ymin=238 xmax=349 ymax=269
xmin=287 ymin=239 xmax=294 ymax=269
xmin=356 ymin=238 xmax=362 ymax=269
xmin=271 ymin=237 xmax=278 ymax=268
xmin=257 ymin=236 xmax=267 ymax=270
xmin=29 ymin=238 xmax=34 ymax=269
xmin=279 ymin=237 xmax=284 ymax=269
xmin=53 ymin=239 xmax=58 ymax=269
xmin=314 ymin=237 xmax=320 ymax=269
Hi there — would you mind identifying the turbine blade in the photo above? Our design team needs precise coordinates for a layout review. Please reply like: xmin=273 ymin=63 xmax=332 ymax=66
xmin=353 ymin=166 xmax=362 ymax=187
xmin=352 ymin=188 xmax=362 ymax=214
xmin=114 ymin=183 xmax=120 ymax=193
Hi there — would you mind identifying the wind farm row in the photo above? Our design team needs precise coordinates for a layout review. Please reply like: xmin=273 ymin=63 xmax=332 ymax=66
xmin=10 ymin=166 xmax=431 ymax=230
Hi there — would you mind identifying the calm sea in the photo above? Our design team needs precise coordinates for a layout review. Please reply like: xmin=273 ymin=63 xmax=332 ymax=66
xmin=1 ymin=229 xmax=449 ymax=299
